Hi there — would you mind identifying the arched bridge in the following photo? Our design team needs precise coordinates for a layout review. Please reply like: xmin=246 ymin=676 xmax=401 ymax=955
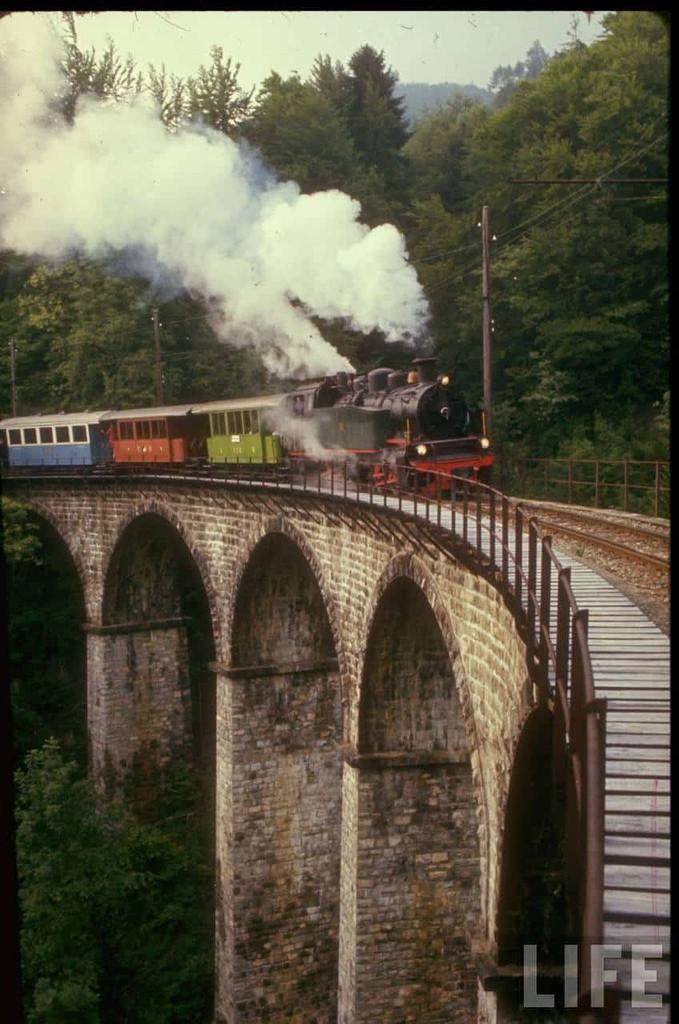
xmin=4 ymin=463 xmax=669 ymax=1023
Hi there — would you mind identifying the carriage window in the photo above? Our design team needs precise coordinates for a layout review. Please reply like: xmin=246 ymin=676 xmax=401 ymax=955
xmin=137 ymin=421 xmax=151 ymax=439
xmin=250 ymin=410 xmax=260 ymax=433
xmin=39 ymin=427 xmax=54 ymax=443
xmin=23 ymin=428 xmax=37 ymax=444
xmin=242 ymin=410 xmax=252 ymax=433
xmin=118 ymin=421 xmax=134 ymax=440
xmin=9 ymin=429 xmax=22 ymax=445
xmin=72 ymin=425 xmax=87 ymax=443
xmin=55 ymin=426 xmax=70 ymax=442
xmin=151 ymin=420 xmax=167 ymax=438
xmin=212 ymin=412 xmax=226 ymax=435
xmin=227 ymin=411 xmax=242 ymax=434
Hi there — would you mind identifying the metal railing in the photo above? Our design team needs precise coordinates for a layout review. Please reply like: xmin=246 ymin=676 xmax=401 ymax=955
xmin=510 ymin=457 xmax=670 ymax=518
xmin=2 ymin=453 xmax=606 ymax=1017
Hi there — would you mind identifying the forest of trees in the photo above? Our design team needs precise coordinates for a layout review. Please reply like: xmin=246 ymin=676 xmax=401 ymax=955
xmin=1 ymin=10 xmax=670 ymax=1022
xmin=0 ymin=11 xmax=669 ymax=460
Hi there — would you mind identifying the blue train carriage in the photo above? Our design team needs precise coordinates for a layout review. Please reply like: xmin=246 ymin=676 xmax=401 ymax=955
xmin=192 ymin=395 xmax=287 ymax=465
xmin=0 ymin=411 xmax=113 ymax=468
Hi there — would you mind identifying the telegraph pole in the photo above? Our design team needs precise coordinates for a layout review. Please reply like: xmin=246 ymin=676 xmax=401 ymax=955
xmin=481 ymin=205 xmax=493 ymax=439
xmin=152 ymin=308 xmax=164 ymax=405
xmin=9 ymin=339 xmax=17 ymax=415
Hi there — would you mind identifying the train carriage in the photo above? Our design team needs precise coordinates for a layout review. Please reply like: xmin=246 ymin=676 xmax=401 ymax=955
xmin=0 ymin=411 xmax=112 ymax=468
xmin=193 ymin=395 xmax=286 ymax=465
xmin=105 ymin=405 xmax=208 ymax=463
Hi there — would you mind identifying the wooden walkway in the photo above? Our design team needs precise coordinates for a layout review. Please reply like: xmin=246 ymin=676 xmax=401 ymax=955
xmin=557 ymin=555 xmax=670 ymax=1022
xmin=383 ymin=492 xmax=671 ymax=1021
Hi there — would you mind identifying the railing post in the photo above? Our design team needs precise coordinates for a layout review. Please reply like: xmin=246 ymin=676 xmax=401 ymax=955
xmin=436 ymin=472 xmax=441 ymax=527
xmin=450 ymin=475 xmax=456 ymax=537
xmin=462 ymin=479 xmax=469 ymax=545
xmin=538 ymin=536 xmax=552 ymax=700
xmin=489 ymin=488 xmax=496 ymax=571
xmin=527 ymin=519 xmax=538 ymax=658
xmin=594 ymin=460 xmax=600 ymax=509
xmin=515 ymin=505 xmax=523 ymax=610
xmin=553 ymin=567 xmax=572 ymax=787
xmin=475 ymin=483 xmax=482 ymax=553
xmin=501 ymin=495 xmax=509 ymax=581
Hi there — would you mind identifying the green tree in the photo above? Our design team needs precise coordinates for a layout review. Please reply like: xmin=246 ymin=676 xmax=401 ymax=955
xmin=15 ymin=741 xmax=214 ymax=1024
xmin=488 ymin=40 xmax=550 ymax=109
xmin=244 ymin=71 xmax=357 ymax=193
xmin=146 ymin=64 xmax=188 ymax=130
xmin=3 ymin=499 xmax=87 ymax=766
xmin=61 ymin=14 xmax=143 ymax=120
xmin=346 ymin=45 xmax=409 ymax=168
xmin=403 ymin=96 xmax=487 ymax=210
xmin=15 ymin=261 xmax=157 ymax=412
xmin=457 ymin=10 xmax=669 ymax=452
xmin=185 ymin=46 xmax=253 ymax=136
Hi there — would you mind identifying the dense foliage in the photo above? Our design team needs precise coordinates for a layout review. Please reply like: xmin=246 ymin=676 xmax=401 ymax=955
xmin=15 ymin=741 xmax=213 ymax=1023
xmin=0 ymin=13 xmax=669 ymax=464
xmin=3 ymin=498 xmax=214 ymax=1022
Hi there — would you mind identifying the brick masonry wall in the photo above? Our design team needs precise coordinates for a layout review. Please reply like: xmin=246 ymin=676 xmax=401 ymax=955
xmin=346 ymin=761 xmax=480 ymax=1024
xmin=8 ymin=478 xmax=534 ymax=1024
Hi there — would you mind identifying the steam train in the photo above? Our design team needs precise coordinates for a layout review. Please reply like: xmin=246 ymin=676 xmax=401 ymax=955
xmin=0 ymin=357 xmax=493 ymax=489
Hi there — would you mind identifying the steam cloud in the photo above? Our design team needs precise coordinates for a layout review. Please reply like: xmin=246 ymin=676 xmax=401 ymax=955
xmin=0 ymin=13 xmax=430 ymax=377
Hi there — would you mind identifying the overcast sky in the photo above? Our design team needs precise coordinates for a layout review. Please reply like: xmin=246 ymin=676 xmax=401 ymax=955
xmin=48 ymin=10 xmax=611 ymax=92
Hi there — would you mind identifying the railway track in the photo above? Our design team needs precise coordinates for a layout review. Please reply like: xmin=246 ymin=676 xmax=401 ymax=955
xmin=513 ymin=499 xmax=670 ymax=574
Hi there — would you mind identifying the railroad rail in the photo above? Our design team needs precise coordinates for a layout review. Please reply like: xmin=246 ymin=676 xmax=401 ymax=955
xmin=3 ymin=457 xmax=669 ymax=1021
xmin=513 ymin=501 xmax=670 ymax=574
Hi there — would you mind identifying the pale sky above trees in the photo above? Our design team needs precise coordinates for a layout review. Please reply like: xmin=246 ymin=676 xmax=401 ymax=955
xmin=48 ymin=10 xmax=610 ymax=91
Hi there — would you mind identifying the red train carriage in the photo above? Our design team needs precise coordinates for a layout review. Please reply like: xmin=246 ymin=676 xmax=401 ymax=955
xmin=105 ymin=405 xmax=208 ymax=463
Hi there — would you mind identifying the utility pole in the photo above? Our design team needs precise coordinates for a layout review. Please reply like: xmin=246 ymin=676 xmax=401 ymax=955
xmin=481 ymin=205 xmax=492 ymax=440
xmin=9 ymin=339 xmax=17 ymax=415
xmin=152 ymin=308 xmax=164 ymax=405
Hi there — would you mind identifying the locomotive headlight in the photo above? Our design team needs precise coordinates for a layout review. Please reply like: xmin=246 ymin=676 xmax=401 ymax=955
xmin=416 ymin=443 xmax=428 ymax=456
xmin=438 ymin=373 xmax=451 ymax=387
xmin=479 ymin=437 xmax=491 ymax=449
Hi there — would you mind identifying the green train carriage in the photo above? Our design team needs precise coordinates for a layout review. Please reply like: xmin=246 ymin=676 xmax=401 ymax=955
xmin=192 ymin=396 xmax=286 ymax=464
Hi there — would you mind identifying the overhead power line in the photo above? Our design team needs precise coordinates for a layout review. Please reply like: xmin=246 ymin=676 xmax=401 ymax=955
xmin=510 ymin=177 xmax=668 ymax=184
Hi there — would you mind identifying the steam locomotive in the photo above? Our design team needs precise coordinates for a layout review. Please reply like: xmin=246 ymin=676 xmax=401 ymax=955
xmin=0 ymin=357 xmax=493 ymax=489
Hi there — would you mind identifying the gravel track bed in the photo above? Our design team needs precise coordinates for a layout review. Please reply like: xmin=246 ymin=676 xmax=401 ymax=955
xmin=515 ymin=502 xmax=670 ymax=636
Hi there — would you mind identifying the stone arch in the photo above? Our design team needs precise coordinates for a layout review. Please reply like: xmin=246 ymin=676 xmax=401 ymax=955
xmin=357 ymin=553 xmax=489 ymax=850
xmin=356 ymin=554 xmax=476 ymax=742
xmin=339 ymin=553 xmax=484 ymax=1023
xmin=219 ymin=520 xmax=344 ymax=1023
xmin=495 ymin=706 xmax=569 ymax=1014
xmin=227 ymin=513 xmax=347 ymax=684
xmin=11 ymin=498 xmax=90 ymax=612
xmin=6 ymin=502 xmax=89 ymax=766
xmin=493 ymin=708 xmax=569 ymax=954
xmin=101 ymin=498 xmax=222 ymax=648
xmin=99 ymin=507 xmax=218 ymax=772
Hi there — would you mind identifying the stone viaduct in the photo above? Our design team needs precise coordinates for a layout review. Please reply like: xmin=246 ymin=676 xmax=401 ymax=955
xmin=8 ymin=474 xmax=550 ymax=1024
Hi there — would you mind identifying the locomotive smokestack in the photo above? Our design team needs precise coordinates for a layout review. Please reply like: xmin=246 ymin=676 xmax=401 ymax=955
xmin=410 ymin=357 xmax=438 ymax=384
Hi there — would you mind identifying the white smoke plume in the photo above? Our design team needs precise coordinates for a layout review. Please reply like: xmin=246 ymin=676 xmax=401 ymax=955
xmin=0 ymin=13 xmax=430 ymax=378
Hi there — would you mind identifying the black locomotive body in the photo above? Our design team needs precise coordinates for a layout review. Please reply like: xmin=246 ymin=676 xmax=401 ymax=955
xmin=281 ymin=357 xmax=493 ymax=484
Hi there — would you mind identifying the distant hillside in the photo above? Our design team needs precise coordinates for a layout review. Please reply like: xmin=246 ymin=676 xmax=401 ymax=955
xmin=396 ymin=81 xmax=493 ymax=124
